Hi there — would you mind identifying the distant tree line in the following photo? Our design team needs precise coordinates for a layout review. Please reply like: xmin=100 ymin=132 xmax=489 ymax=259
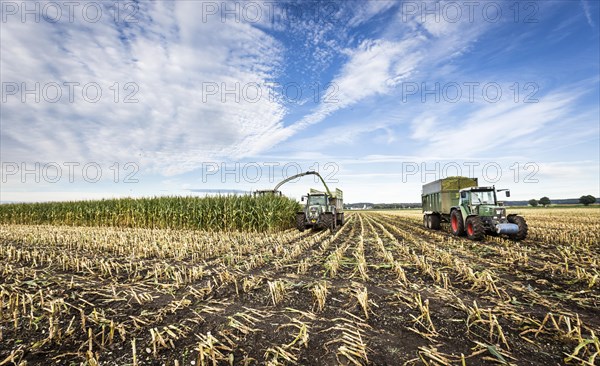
xmin=345 ymin=195 xmax=598 ymax=210
xmin=526 ymin=197 xmax=552 ymax=207
xmin=527 ymin=195 xmax=597 ymax=207
xmin=579 ymin=195 xmax=597 ymax=206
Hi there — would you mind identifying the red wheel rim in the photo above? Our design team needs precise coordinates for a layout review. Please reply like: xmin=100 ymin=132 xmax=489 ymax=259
xmin=467 ymin=222 xmax=474 ymax=236
xmin=451 ymin=215 xmax=458 ymax=231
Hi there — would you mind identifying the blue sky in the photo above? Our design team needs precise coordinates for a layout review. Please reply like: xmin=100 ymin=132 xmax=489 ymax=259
xmin=1 ymin=0 xmax=599 ymax=203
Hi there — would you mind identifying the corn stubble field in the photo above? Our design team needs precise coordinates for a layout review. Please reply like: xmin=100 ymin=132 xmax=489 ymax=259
xmin=0 ymin=203 xmax=599 ymax=365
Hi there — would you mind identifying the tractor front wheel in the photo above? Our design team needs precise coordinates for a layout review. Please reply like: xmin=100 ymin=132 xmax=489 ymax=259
xmin=322 ymin=213 xmax=336 ymax=233
xmin=465 ymin=216 xmax=485 ymax=241
xmin=508 ymin=215 xmax=528 ymax=241
xmin=450 ymin=210 xmax=465 ymax=236
xmin=296 ymin=213 xmax=306 ymax=232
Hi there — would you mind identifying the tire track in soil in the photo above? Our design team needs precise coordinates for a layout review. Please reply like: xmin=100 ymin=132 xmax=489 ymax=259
xmin=353 ymin=214 xmax=437 ymax=364
xmin=292 ymin=213 xmax=432 ymax=365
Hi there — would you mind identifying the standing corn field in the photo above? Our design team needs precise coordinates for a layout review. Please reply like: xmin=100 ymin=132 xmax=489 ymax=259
xmin=0 ymin=195 xmax=301 ymax=232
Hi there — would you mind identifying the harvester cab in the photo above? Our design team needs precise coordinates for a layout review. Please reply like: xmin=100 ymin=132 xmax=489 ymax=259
xmin=253 ymin=190 xmax=282 ymax=197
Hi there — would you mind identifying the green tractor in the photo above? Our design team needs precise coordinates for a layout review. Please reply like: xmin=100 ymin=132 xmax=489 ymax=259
xmin=422 ymin=177 xmax=528 ymax=241
xmin=297 ymin=188 xmax=344 ymax=232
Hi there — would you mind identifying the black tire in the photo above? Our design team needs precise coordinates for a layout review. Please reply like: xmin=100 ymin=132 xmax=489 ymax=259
xmin=465 ymin=216 xmax=485 ymax=241
xmin=331 ymin=213 xmax=337 ymax=232
xmin=423 ymin=214 xmax=430 ymax=228
xmin=337 ymin=213 xmax=345 ymax=226
xmin=296 ymin=213 xmax=306 ymax=232
xmin=321 ymin=213 xmax=335 ymax=233
xmin=508 ymin=215 xmax=528 ymax=240
xmin=430 ymin=214 xmax=441 ymax=230
xmin=450 ymin=210 xmax=465 ymax=236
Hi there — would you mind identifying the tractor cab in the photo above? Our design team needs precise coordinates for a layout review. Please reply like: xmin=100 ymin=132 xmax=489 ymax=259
xmin=460 ymin=187 xmax=497 ymax=212
xmin=253 ymin=190 xmax=282 ymax=197
xmin=459 ymin=186 xmax=511 ymax=220
xmin=467 ymin=189 xmax=496 ymax=205
xmin=304 ymin=193 xmax=328 ymax=206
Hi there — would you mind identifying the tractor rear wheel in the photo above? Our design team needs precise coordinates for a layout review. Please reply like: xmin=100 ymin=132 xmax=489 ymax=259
xmin=296 ymin=213 xmax=306 ymax=232
xmin=508 ymin=215 xmax=528 ymax=240
xmin=430 ymin=214 xmax=440 ymax=230
xmin=465 ymin=216 xmax=485 ymax=241
xmin=450 ymin=210 xmax=465 ymax=236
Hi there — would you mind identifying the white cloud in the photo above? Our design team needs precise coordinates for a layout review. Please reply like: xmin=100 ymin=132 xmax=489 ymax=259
xmin=347 ymin=1 xmax=397 ymax=27
xmin=414 ymin=90 xmax=577 ymax=157
xmin=580 ymin=0 xmax=595 ymax=28
xmin=1 ymin=1 xmax=288 ymax=176
xmin=411 ymin=115 xmax=437 ymax=140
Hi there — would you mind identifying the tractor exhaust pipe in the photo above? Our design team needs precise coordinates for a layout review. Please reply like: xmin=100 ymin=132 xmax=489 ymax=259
xmin=496 ymin=223 xmax=519 ymax=235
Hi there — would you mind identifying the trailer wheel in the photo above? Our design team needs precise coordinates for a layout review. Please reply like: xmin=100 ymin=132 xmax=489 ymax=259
xmin=450 ymin=210 xmax=464 ymax=236
xmin=508 ymin=215 xmax=528 ymax=241
xmin=423 ymin=215 xmax=430 ymax=228
xmin=430 ymin=214 xmax=440 ymax=230
xmin=296 ymin=213 xmax=306 ymax=232
xmin=337 ymin=213 xmax=345 ymax=226
xmin=465 ymin=216 xmax=485 ymax=241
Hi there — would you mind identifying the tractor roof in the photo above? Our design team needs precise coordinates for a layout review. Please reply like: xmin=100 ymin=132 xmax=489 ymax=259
xmin=460 ymin=186 xmax=495 ymax=192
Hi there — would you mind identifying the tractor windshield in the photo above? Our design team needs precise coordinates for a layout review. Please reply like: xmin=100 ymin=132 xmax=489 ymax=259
xmin=471 ymin=190 xmax=495 ymax=205
xmin=308 ymin=195 xmax=327 ymax=206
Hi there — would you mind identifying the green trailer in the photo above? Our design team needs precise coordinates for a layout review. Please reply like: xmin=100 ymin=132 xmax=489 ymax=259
xmin=422 ymin=176 xmax=527 ymax=241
